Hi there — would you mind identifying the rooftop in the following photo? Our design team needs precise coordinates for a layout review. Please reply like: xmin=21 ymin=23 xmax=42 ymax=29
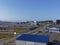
xmin=16 ymin=34 xmax=49 ymax=43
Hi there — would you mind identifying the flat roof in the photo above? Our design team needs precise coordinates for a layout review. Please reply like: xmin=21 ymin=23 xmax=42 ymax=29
xmin=16 ymin=34 xmax=49 ymax=43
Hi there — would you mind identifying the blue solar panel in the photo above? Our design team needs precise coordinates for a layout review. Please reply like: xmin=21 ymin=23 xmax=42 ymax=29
xmin=16 ymin=34 xmax=49 ymax=43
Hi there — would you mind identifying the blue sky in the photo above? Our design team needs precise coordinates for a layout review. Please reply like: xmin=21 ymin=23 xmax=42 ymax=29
xmin=0 ymin=0 xmax=60 ymax=22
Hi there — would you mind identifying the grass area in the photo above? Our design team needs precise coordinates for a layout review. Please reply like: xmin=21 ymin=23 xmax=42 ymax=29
xmin=0 ymin=34 xmax=14 ymax=40
xmin=6 ymin=40 xmax=15 ymax=45
xmin=0 ymin=28 xmax=29 ymax=40
xmin=11 ymin=28 xmax=29 ymax=33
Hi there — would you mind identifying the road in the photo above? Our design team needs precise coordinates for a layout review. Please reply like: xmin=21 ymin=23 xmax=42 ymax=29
xmin=26 ymin=24 xmax=48 ymax=34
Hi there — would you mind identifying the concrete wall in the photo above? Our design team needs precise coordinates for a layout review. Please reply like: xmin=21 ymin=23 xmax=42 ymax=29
xmin=16 ymin=40 xmax=25 ymax=45
xmin=16 ymin=40 xmax=47 ymax=45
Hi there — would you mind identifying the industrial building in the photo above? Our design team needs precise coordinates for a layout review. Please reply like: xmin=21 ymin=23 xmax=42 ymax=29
xmin=46 ymin=27 xmax=60 ymax=33
xmin=16 ymin=34 xmax=49 ymax=45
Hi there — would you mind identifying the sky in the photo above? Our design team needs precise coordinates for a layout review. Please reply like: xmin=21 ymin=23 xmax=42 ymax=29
xmin=0 ymin=0 xmax=60 ymax=22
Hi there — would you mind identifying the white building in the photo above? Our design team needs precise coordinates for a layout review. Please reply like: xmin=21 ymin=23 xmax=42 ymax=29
xmin=16 ymin=34 xmax=49 ymax=45
xmin=46 ymin=27 xmax=60 ymax=33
